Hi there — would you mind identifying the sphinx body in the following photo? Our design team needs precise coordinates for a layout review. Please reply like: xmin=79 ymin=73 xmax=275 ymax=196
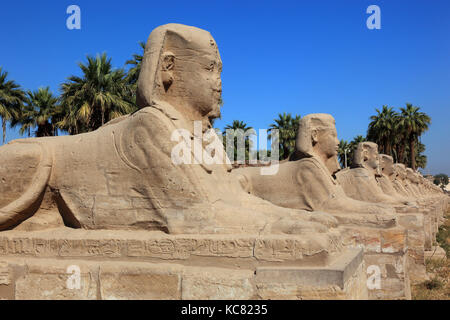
xmin=0 ymin=24 xmax=336 ymax=236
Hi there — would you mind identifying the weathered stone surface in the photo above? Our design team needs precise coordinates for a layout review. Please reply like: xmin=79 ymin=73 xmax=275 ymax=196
xmin=182 ymin=268 xmax=255 ymax=300
xmin=255 ymin=248 xmax=367 ymax=300
xmin=0 ymin=253 xmax=367 ymax=300
xmin=99 ymin=263 xmax=182 ymax=300
xmin=424 ymin=246 xmax=447 ymax=261
xmin=0 ymin=229 xmax=341 ymax=268
xmin=13 ymin=260 xmax=97 ymax=300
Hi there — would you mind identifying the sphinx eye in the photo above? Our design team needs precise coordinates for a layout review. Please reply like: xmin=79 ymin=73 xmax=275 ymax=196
xmin=207 ymin=62 xmax=215 ymax=72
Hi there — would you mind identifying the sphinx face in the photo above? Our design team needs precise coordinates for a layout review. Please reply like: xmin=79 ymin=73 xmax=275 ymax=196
xmin=366 ymin=147 xmax=379 ymax=170
xmin=382 ymin=160 xmax=394 ymax=176
xmin=380 ymin=155 xmax=394 ymax=176
xmin=170 ymin=39 xmax=223 ymax=121
xmin=316 ymin=127 xmax=339 ymax=158
xmin=396 ymin=167 xmax=406 ymax=180
xmin=406 ymin=169 xmax=418 ymax=183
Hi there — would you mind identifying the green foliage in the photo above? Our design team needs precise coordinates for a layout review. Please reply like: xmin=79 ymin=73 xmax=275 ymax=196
xmin=0 ymin=67 xmax=26 ymax=144
xmin=367 ymin=103 xmax=431 ymax=170
xmin=423 ymin=277 xmax=444 ymax=290
xmin=59 ymin=53 xmax=137 ymax=134
xmin=222 ymin=120 xmax=254 ymax=162
xmin=269 ymin=113 xmax=301 ymax=160
xmin=337 ymin=135 xmax=367 ymax=168
xmin=125 ymin=41 xmax=146 ymax=87
xmin=436 ymin=221 xmax=450 ymax=258
xmin=337 ymin=139 xmax=350 ymax=168
xmin=11 ymin=87 xmax=60 ymax=137
xmin=434 ymin=174 xmax=449 ymax=189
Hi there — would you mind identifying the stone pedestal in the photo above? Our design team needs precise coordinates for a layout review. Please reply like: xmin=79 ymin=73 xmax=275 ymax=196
xmin=335 ymin=223 xmax=411 ymax=300
xmin=0 ymin=228 xmax=367 ymax=300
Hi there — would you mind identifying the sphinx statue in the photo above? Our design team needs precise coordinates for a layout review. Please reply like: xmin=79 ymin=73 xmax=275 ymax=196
xmin=405 ymin=168 xmax=423 ymax=199
xmin=234 ymin=114 xmax=394 ymax=215
xmin=0 ymin=24 xmax=334 ymax=235
xmin=335 ymin=142 xmax=409 ymax=206
xmin=377 ymin=154 xmax=417 ymax=205
xmin=392 ymin=163 xmax=414 ymax=197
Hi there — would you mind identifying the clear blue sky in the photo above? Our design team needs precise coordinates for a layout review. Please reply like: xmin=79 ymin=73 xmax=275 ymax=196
xmin=1 ymin=0 xmax=449 ymax=174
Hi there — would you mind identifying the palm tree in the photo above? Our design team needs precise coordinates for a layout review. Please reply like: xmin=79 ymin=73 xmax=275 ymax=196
xmin=223 ymin=120 xmax=254 ymax=162
xmin=338 ymin=139 xmax=350 ymax=168
xmin=125 ymin=41 xmax=146 ymax=86
xmin=404 ymin=140 xmax=427 ymax=169
xmin=269 ymin=113 xmax=301 ymax=160
xmin=367 ymin=105 xmax=398 ymax=156
xmin=398 ymin=103 xmax=431 ymax=170
xmin=224 ymin=120 xmax=251 ymax=132
xmin=60 ymin=53 xmax=136 ymax=134
xmin=12 ymin=87 xmax=59 ymax=137
xmin=0 ymin=67 xmax=26 ymax=144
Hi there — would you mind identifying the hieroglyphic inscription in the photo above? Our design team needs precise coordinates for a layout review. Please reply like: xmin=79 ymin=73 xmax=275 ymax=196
xmin=0 ymin=261 xmax=10 ymax=285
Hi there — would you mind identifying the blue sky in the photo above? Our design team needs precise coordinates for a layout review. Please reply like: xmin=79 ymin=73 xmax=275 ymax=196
xmin=1 ymin=0 xmax=449 ymax=174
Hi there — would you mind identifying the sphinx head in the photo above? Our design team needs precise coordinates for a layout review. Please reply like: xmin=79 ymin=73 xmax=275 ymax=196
xmin=137 ymin=24 xmax=222 ymax=122
xmin=393 ymin=163 xmax=407 ymax=180
xmin=292 ymin=113 xmax=340 ymax=174
xmin=353 ymin=142 xmax=380 ymax=174
xmin=406 ymin=168 xmax=419 ymax=184
xmin=380 ymin=154 xmax=394 ymax=177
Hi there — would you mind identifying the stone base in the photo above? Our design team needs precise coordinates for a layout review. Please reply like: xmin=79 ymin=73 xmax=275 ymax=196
xmin=424 ymin=246 xmax=447 ymax=261
xmin=336 ymin=224 xmax=411 ymax=300
xmin=0 ymin=228 xmax=367 ymax=300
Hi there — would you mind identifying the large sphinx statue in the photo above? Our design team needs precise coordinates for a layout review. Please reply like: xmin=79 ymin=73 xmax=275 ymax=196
xmin=336 ymin=142 xmax=409 ymax=206
xmin=0 ymin=24 xmax=333 ymax=235
xmin=234 ymin=114 xmax=394 ymax=215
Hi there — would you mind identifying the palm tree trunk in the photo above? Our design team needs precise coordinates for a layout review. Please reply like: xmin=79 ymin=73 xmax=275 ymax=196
xmin=409 ymin=136 xmax=416 ymax=170
xmin=398 ymin=144 xmax=405 ymax=164
xmin=2 ymin=118 xmax=6 ymax=145
xmin=386 ymin=139 xmax=392 ymax=156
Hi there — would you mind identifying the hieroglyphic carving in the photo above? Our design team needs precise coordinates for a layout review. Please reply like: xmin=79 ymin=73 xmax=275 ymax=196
xmin=0 ymin=234 xmax=337 ymax=263
xmin=254 ymin=239 xmax=304 ymax=262
xmin=0 ymin=261 xmax=10 ymax=285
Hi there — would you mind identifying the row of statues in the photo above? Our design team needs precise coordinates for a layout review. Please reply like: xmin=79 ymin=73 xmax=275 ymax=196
xmin=235 ymin=115 xmax=443 ymax=217
xmin=0 ymin=24 xmax=445 ymax=239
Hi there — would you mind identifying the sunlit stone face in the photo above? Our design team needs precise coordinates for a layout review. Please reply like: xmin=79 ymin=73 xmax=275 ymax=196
xmin=164 ymin=36 xmax=223 ymax=122
xmin=393 ymin=164 xmax=406 ymax=179
xmin=380 ymin=155 xmax=394 ymax=176
xmin=316 ymin=126 xmax=339 ymax=158
xmin=366 ymin=145 xmax=379 ymax=170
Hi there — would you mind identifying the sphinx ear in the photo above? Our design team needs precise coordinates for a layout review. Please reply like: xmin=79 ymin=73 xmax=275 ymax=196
xmin=311 ymin=129 xmax=319 ymax=144
xmin=363 ymin=149 xmax=369 ymax=162
xmin=162 ymin=52 xmax=175 ymax=71
xmin=161 ymin=52 xmax=175 ymax=91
